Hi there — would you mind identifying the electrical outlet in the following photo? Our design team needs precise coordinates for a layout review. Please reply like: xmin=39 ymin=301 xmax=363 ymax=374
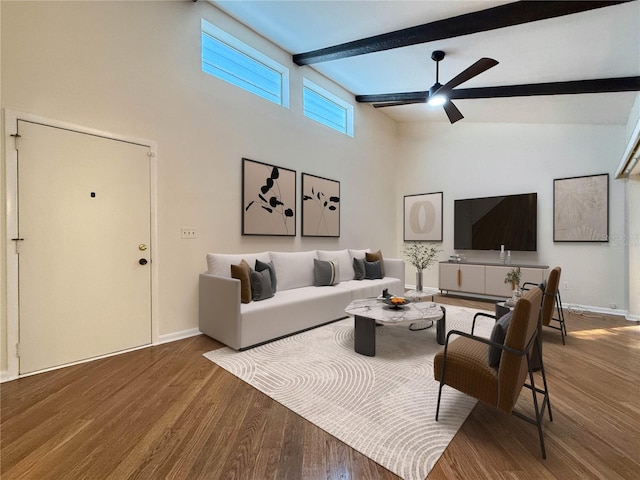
xmin=563 ymin=282 xmax=569 ymax=290
xmin=181 ymin=228 xmax=197 ymax=239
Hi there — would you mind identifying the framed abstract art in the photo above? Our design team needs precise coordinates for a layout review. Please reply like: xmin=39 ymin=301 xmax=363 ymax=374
xmin=404 ymin=192 xmax=443 ymax=242
xmin=553 ymin=173 xmax=608 ymax=242
xmin=301 ymin=173 xmax=340 ymax=237
xmin=242 ymin=158 xmax=296 ymax=236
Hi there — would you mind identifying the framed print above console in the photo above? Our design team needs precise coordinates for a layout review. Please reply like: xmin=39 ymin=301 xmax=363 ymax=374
xmin=404 ymin=192 xmax=443 ymax=242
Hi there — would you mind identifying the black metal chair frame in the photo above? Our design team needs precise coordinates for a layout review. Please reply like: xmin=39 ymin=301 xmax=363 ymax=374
xmin=522 ymin=281 xmax=567 ymax=345
xmin=435 ymin=325 xmax=553 ymax=459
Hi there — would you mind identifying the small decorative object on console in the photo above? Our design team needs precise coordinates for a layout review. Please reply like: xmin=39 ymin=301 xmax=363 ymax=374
xmin=504 ymin=266 xmax=522 ymax=306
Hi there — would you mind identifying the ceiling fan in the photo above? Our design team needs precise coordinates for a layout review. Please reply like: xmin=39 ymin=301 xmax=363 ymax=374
xmin=356 ymin=50 xmax=498 ymax=124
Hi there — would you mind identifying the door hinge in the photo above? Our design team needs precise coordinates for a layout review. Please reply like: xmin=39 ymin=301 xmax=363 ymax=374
xmin=10 ymin=133 xmax=21 ymax=150
xmin=16 ymin=343 xmax=21 ymax=358
xmin=11 ymin=237 xmax=24 ymax=254
xmin=147 ymin=151 xmax=156 ymax=158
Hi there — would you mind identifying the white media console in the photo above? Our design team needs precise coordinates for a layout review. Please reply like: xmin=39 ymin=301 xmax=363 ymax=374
xmin=439 ymin=261 xmax=549 ymax=298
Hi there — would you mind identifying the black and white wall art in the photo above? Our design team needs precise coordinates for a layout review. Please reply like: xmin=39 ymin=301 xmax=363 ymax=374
xmin=242 ymin=158 xmax=296 ymax=236
xmin=302 ymin=173 xmax=340 ymax=237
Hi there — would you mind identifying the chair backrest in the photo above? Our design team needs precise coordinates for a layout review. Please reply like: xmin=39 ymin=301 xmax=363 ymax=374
xmin=496 ymin=287 xmax=543 ymax=412
xmin=541 ymin=267 xmax=561 ymax=326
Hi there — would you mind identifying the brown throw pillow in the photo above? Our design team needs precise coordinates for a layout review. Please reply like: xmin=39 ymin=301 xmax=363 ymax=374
xmin=365 ymin=250 xmax=385 ymax=276
xmin=231 ymin=259 xmax=252 ymax=304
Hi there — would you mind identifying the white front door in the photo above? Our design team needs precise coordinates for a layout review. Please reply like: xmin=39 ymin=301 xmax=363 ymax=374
xmin=16 ymin=120 xmax=152 ymax=374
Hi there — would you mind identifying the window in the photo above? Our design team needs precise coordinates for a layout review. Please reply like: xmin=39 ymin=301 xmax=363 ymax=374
xmin=201 ymin=19 xmax=289 ymax=108
xmin=303 ymin=79 xmax=354 ymax=137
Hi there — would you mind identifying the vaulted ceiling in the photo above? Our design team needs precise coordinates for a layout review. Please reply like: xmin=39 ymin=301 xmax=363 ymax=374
xmin=212 ymin=0 xmax=640 ymax=125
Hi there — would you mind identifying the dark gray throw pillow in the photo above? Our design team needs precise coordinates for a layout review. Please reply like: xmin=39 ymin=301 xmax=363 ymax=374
xmin=250 ymin=268 xmax=274 ymax=301
xmin=255 ymin=259 xmax=277 ymax=293
xmin=353 ymin=257 xmax=366 ymax=280
xmin=488 ymin=312 xmax=512 ymax=367
xmin=364 ymin=260 xmax=383 ymax=280
xmin=314 ymin=259 xmax=339 ymax=286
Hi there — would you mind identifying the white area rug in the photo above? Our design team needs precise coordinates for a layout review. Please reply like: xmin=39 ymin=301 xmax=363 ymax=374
xmin=203 ymin=305 xmax=493 ymax=480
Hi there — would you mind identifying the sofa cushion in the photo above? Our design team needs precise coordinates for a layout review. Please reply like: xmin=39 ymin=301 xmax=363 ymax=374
xmin=270 ymin=250 xmax=318 ymax=291
xmin=349 ymin=249 xmax=370 ymax=261
xmin=207 ymin=252 xmax=271 ymax=278
xmin=353 ymin=257 xmax=366 ymax=280
xmin=255 ymin=259 xmax=277 ymax=293
xmin=250 ymin=268 xmax=274 ymax=301
xmin=365 ymin=250 xmax=385 ymax=276
xmin=317 ymin=249 xmax=354 ymax=282
xmin=488 ymin=312 xmax=512 ymax=367
xmin=231 ymin=259 xmax=252 ymax=304
xmin=314 ymin=259 xmax=339 ymax=286
xmin=336 ymin=277 xmax=404 ymax=300
xmin=365 ymin=260 xmax=383 ymax=280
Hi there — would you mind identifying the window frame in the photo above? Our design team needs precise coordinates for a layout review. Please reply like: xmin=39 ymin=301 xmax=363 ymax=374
xmin=201 ymin=19 xmax=290 ymax=108
xmin=303 ymin=78 xmax=354 ymax=137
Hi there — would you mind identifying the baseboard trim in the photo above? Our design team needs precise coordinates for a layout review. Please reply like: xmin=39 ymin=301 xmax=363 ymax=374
xmin=156 ymin=328 xmax=202 ymax=345
xmin=564 ymin=303 xmax=636 ymax=322
xmin=1 ymin=370 xmax=17 ymax=383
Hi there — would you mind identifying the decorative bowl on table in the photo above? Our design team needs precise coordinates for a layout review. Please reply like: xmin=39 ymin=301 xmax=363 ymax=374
xmin=382 ymin=297 xmax=411 ymax=309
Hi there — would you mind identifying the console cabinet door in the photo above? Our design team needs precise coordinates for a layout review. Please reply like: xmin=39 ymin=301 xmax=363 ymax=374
xmin=459 ymin=265 xmax=485 ymax=293
xmin=439 ymin=263 xmax=486 ymax=293
xmin=439 ymin=263 xmax=460 ymax=291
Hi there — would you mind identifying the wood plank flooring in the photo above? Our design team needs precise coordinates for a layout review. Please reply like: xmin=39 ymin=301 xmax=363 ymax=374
xmin=2 ymin=295 xmax=639 ymax=479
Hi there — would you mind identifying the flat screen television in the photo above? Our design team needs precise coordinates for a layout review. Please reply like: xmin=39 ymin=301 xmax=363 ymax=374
xmin=454 ymin=193 xmax=537 ymax=251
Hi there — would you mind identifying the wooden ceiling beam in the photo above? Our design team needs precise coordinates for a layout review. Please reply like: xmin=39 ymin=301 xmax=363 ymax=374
xmin=293 ymin=1 xmax=633 ymax=66
xmin=449 ymin=77 xmax=640 ymax=99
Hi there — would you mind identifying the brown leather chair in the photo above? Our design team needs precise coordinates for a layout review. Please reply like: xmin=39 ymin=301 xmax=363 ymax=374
xmin=524 ymin=266 xmax=566 ymax=345
xmin=434 ymin=287 xmax=553 ymax=458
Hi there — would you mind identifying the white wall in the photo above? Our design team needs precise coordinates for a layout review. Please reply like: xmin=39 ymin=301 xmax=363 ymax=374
xmin=0 ymin=1 xmax=398 ymax=372
xmin=396 ymin=121 xmax=628 ymax=312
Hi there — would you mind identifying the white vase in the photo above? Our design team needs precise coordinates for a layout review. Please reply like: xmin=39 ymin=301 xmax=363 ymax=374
xmin=416 ymin=270 xmax=423 ymax=292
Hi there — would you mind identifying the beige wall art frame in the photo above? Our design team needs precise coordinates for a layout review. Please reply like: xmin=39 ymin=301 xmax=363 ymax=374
xmin=302 ymin=173 xmax=340 ymax=237
xmin=242 ymin=158 xmax=296 ymax=236
xmin=554 ymin=173 xmax=609 ymax=242
xmin=404 ymin=192 xmax=443 ymax=242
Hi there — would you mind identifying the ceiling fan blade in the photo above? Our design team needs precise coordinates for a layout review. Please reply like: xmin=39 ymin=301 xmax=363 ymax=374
xmin=443 ymin=100 xmax=464 ymax=124
xmin=373 ymin=100 xmax=426 ymax=108
xmin=356 ymin=91 xmax=428 ymax=103
xmin=437 ymin=58 xmax=498 ymax=95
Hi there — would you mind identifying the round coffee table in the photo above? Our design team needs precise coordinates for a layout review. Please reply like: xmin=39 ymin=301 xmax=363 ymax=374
xmin=345 ymin=298 xmax=446 ymax=356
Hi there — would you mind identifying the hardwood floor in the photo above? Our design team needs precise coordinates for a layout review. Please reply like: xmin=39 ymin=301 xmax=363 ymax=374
xmin=2 ymin=296 xmax=639 ymax=479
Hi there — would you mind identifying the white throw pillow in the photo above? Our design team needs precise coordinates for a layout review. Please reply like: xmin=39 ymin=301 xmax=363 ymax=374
xmin=206 ymin=252 xmax=271 ymax=278
xmin=317 ymin=249 xmax=354 ymax=282
xmin=349 ymin=249 xmax=371 ymax=261
xmin=270 ymin=251 xmax=318 ymax=291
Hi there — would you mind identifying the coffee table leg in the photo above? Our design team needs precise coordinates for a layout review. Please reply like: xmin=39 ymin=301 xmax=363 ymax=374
xmin=354 ymin=315 xmax=376 ymax=356
xmin=437 ymin=306 xmax=446 ymax=345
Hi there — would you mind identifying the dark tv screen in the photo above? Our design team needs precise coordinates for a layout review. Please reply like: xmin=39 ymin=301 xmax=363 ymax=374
xmin=454 ymin=193 xmax=537 ymax=251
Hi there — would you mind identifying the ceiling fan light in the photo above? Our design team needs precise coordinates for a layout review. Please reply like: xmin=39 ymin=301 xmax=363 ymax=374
xmin=428 ymin=94 xmax=447 ymax=106
xmin=427 ymin=82 xmax=446 ymax=106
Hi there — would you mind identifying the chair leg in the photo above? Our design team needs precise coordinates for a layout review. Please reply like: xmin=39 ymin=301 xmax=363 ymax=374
xmin=435 ymin=350 xmax=449 ymax=422
xmin=527 ymin=354 xmax=547 ymax=459
xmin=435 ymin=382 xmax=444 ymax=422
xmin=555 ymin=291 xmax=567 ymax=345
xmin=512 ymin=347 xmax=552 ymax=459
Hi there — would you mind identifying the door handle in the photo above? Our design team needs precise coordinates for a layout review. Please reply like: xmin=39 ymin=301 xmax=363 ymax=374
xmin=139 ymin=258 xmax=148 ymax=265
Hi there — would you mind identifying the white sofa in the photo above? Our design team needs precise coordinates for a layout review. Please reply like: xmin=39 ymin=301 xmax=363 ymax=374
xmin=199 ymin=249 xmax=405 ymax=350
